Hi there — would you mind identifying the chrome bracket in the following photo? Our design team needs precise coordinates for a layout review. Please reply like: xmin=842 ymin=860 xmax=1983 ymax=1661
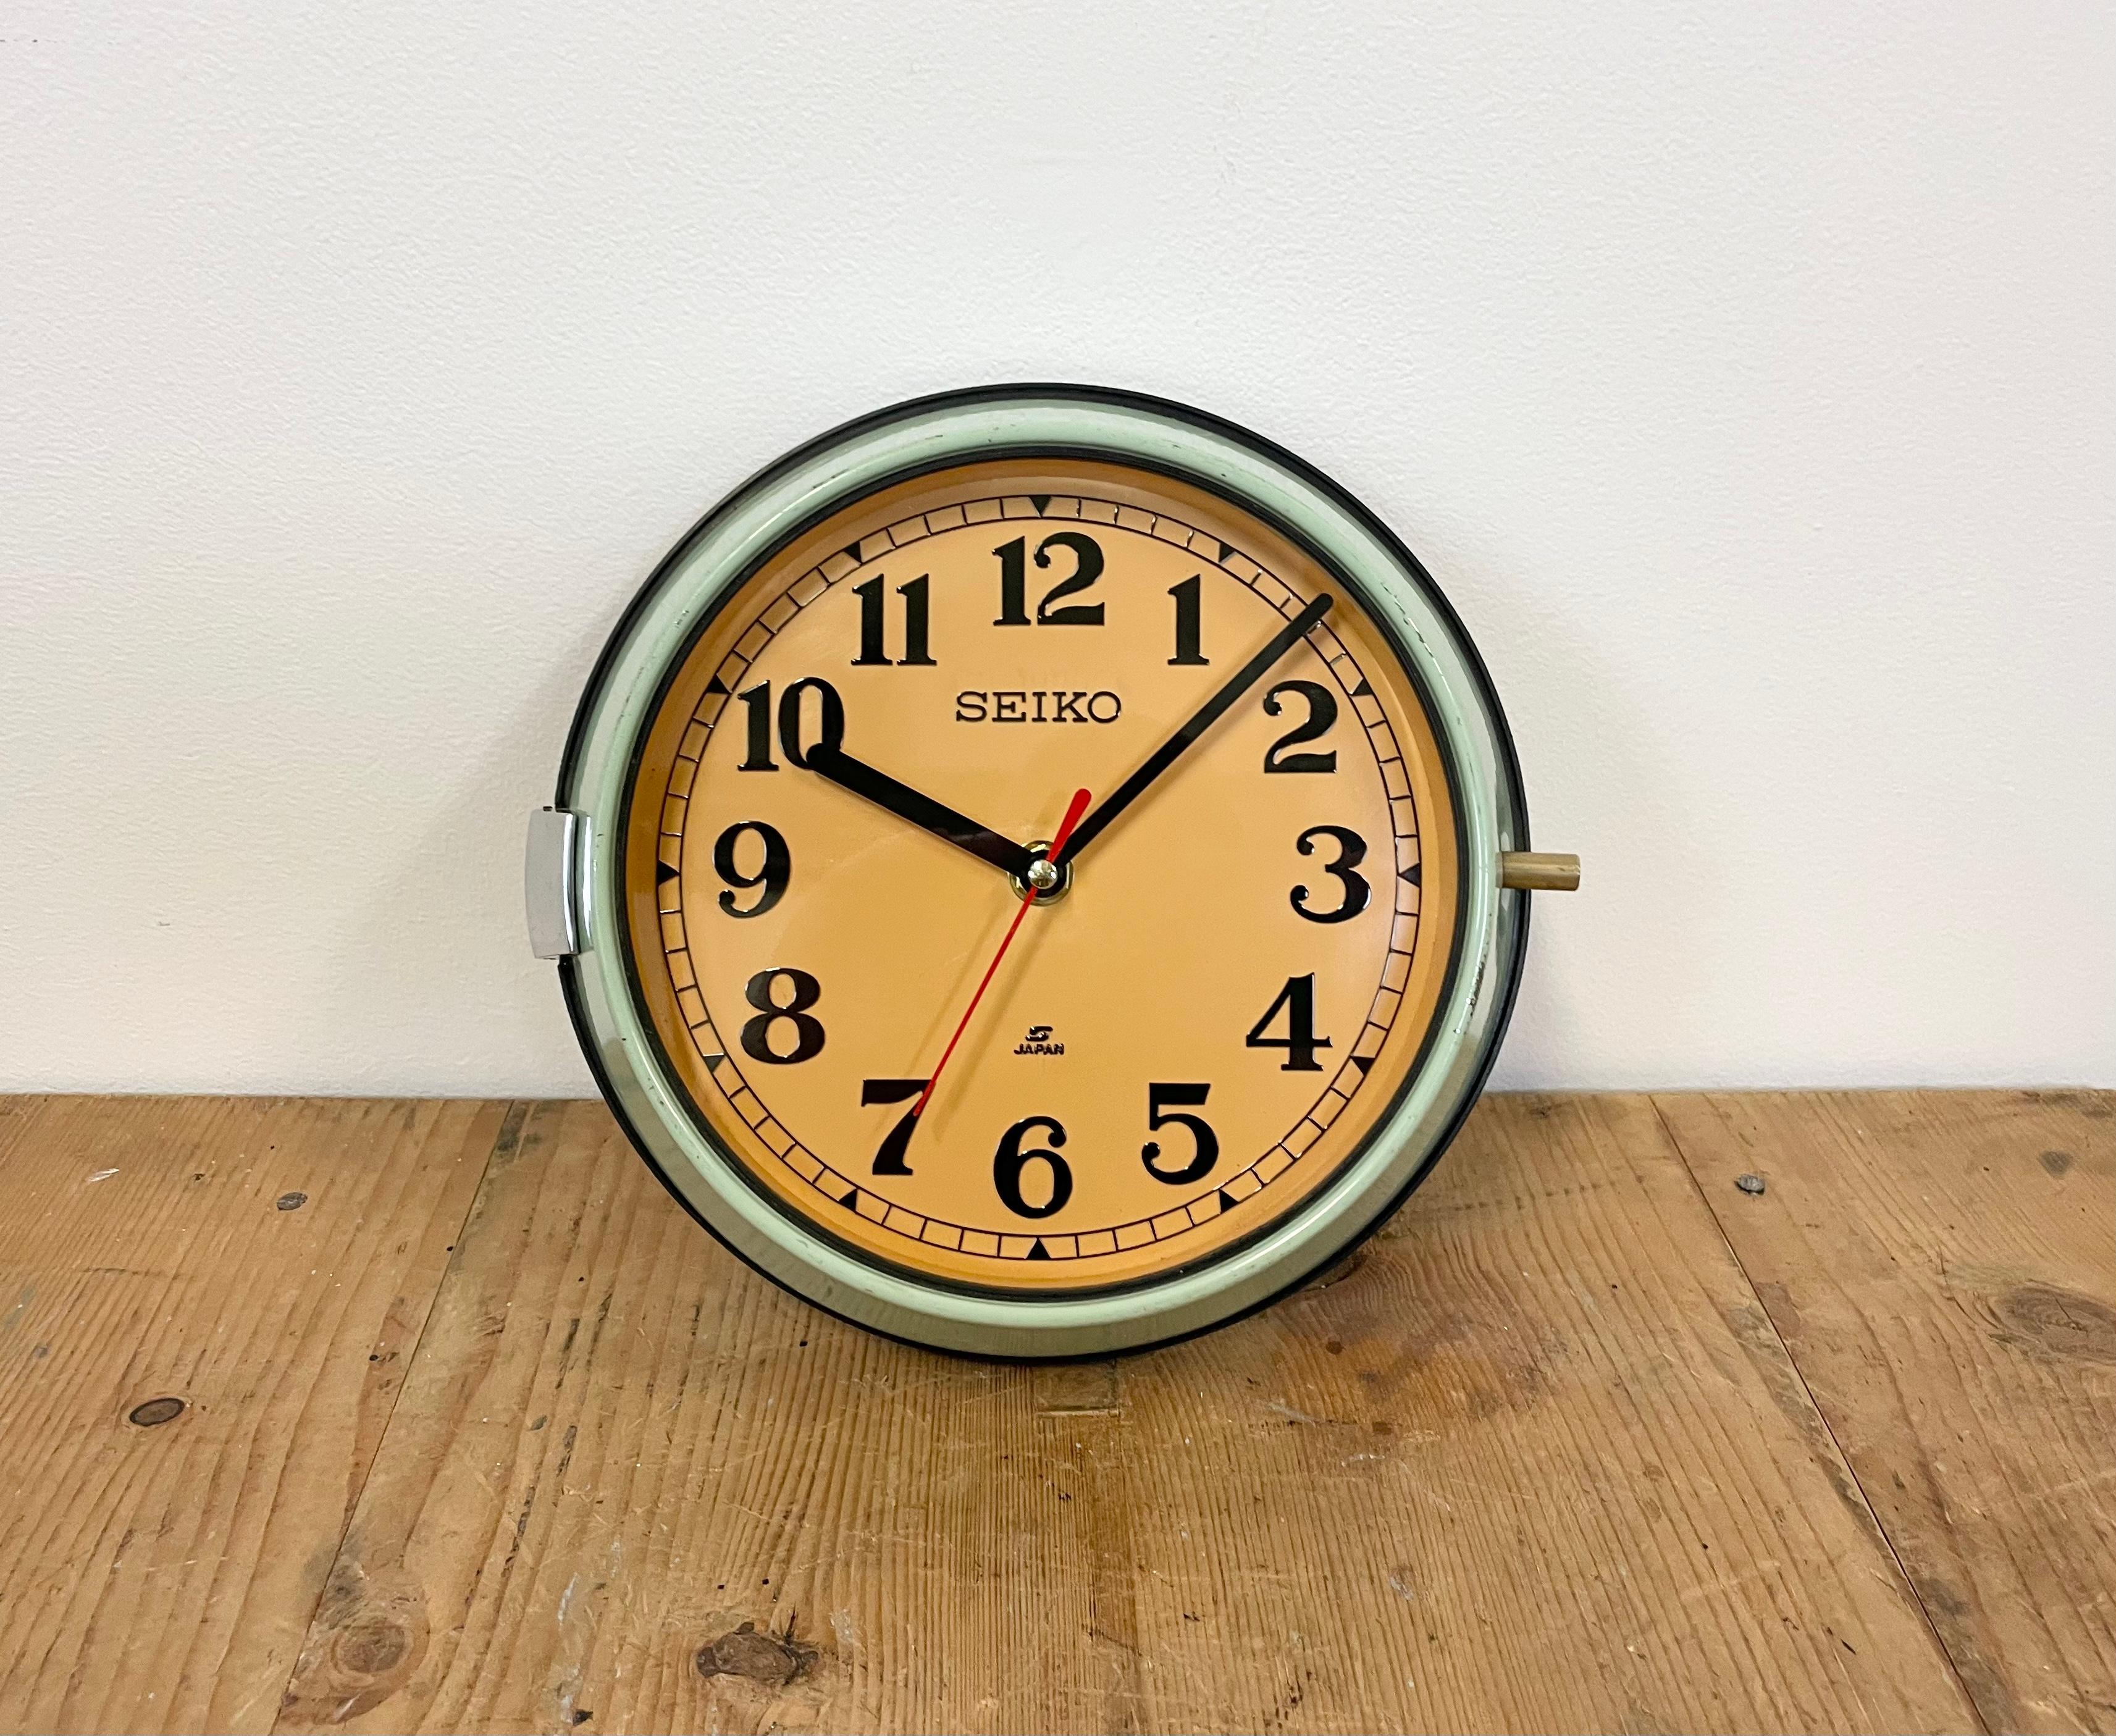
xmin=525 ymin=807 xmax=585 ymax=958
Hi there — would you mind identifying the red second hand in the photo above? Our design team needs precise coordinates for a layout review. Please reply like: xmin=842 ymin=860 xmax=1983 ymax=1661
xmin=912 ymin=786 xmax=1092 ymax=1122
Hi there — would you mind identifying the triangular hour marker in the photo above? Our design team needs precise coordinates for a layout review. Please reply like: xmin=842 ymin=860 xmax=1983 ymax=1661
xmin=704 ymin=676 xmax=729 ymax=696
xmin=1027 ymin=1239 xmax=1051 ymax=1260
xmin=839 ymin=540 xmax=864 ymax=566
xmin=1218 ymin=541 xmax=1236 ymax=563
xmin=839 ymin=1187 xmax=858 ymax=1208
xmin=702 ymin=1052 xmax=726 ymax=1072
xmin=1352 ymin=1055 xmax=1374 ymax=1075
xmin=1351 ymin=678 xmax=1373 ymax=698
xmin=1218 ymin=1189 xmax=1238 ymax=1212
xmin=1029 ymin=494 xmax=1051 ymax=515
xmin=656 ymin=859 xmax=678 ymax=883
xmin=1400 ymin=862 xmax=1421 ymax=886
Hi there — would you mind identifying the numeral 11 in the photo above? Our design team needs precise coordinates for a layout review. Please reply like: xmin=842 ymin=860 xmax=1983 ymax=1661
xmin=852 ymin=574 xmax=935 ymax=666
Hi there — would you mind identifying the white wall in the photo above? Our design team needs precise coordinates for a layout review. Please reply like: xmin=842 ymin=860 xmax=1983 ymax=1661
xmin=4 ymin=2 xmax=2110 ymax=1096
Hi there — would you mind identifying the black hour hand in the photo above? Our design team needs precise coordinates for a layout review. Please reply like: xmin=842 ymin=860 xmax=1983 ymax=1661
xmin=802 ymin=742 xmax=1037 ymax=881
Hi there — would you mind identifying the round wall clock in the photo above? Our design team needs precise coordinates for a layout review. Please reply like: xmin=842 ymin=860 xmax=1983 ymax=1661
xmin=527 ymin=385 xmax=1577 ymax=1359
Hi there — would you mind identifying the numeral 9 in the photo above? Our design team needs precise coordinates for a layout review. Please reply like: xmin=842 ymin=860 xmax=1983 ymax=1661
xmin=712 ymin=821 xmax=790 ymax=918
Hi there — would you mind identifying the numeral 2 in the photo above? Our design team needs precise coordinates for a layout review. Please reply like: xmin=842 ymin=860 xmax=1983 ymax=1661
xmin=1262 ymin=681 xmax=1338 ymax=773
xmin=994 ymin=533 xmax=1105 ymax=626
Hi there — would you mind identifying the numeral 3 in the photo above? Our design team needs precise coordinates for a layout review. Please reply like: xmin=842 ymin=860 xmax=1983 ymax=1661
xmin=1290 ymin=826 xmax=1370 ymax=923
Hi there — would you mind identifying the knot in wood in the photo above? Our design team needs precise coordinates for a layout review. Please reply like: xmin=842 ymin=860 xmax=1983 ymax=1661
xmin=695 ymin=1621 xmax=817 ymax=1687
xmin=1996 ymin=1283 xmax=2116 ymax=1365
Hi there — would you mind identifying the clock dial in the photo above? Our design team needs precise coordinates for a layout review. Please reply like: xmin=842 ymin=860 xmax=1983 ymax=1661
xmin=621 ymin=457 xmax=1461 ymax=1293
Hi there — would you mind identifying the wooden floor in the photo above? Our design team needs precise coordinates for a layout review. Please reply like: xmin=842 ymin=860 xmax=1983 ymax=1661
xmin=0 ymin=1092 xmax=2109 ymax=1734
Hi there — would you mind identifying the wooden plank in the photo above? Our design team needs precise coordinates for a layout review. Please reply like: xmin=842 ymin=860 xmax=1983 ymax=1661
xmin=1109 ymin=1092 xmax=1978 ymax=1734
xmin=274 ymin=1098 xmax=1103 ymax=1733
xmin=1656 ymin=1089 xmax=2116 ymax=1734
xmin=280 ymin=1096 xmax=1976 ymax=1734
xmin=0 ymin=1096 xmax=504 ymax=1734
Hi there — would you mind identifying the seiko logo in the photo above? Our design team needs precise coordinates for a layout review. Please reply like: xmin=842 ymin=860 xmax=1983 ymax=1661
xmin=1014 ymin=1023 xmax=1065 ymax=1056
xmin=955 ymin=690 xmax=1122 ymax=724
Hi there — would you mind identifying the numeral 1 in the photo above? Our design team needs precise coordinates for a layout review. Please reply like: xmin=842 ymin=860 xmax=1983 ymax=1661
xmin=994 ymin=537 xmax=1031 ymax=627
xmin=852 ymin=574 xmax=935 ymax=666
xmin=737 ymin=681 xmax=776 ymax=771
xmin=1168 ymin=575 xmax=1207 ymax=665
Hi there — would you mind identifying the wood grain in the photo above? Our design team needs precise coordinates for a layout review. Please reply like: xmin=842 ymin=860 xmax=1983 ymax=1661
xmin=275 ymin=1095 xmax=1976 ymax=1734
xmin=1658 ymin=1089 xmax=2116 ymax=1733
xmin=0 ymin=1096 xmax=502 ymax=1734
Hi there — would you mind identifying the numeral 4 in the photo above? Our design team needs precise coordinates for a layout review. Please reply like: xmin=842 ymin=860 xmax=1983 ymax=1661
xmin=1246 ymin=974 xmax=1331 ymax=1071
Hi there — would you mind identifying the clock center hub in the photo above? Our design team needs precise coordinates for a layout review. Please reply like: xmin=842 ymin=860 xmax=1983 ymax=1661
xmin=1015 ymin=842 xmax=1072 ymax=903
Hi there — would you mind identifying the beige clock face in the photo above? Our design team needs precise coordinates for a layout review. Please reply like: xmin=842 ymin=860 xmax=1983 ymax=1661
xmin=623 ymin=458 xmax=1461 ymax=1293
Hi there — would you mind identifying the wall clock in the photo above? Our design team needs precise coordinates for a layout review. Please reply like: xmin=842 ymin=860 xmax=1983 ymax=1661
xmin=527 ymin=385 xmax=1577 ymax=1358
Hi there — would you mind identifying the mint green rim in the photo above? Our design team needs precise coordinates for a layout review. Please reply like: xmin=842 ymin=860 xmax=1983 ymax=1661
xmin=556 ymin=388 xmax=1526 ymax=1357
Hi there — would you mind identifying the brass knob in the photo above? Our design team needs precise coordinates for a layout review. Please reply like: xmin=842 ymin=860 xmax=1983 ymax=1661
xmin=1499 ymin=851 xmax=1581 ymax=892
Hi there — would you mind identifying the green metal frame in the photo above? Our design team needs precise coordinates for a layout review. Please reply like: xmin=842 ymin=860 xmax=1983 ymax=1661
xmin=554 ymin=386 xmax=1530 ymax=1358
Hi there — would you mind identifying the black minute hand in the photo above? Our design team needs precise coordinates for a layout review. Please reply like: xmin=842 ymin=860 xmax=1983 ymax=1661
xmin=1064 ymin=592 xmax=1335 ymax=862
xmin=803 ymin=742 xmax=1038 ymax=881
